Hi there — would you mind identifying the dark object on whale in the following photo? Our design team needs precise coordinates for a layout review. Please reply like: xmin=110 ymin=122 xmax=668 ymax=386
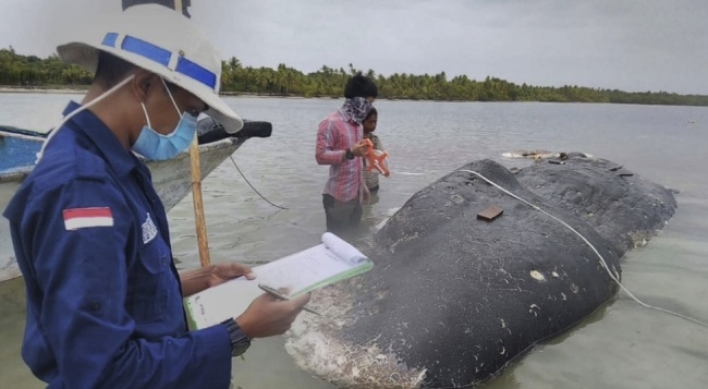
xmin=477 ymin=206 xmax=504 ymax=222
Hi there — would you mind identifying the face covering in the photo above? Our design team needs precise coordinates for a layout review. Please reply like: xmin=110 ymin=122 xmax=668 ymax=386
xmin=342 ymin=97 xmax=373 ymax=124
xmin=131 ymin=78 xmax=198 ymax=161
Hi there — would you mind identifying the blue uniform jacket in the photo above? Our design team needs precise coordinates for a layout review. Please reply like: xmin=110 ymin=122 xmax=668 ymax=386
xmin=3 ymin=102 xmax=232 ymax=388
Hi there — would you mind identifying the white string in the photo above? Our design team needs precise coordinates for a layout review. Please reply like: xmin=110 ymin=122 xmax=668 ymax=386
xmin=36 ymin=75 xmax=136 ymax=164
xmin=456 ymin=169 xmax=708 ymax=328
xmin=160 ymin=77 xmax=181 ymax=118
xmin=140 ymin=102 xmax=152 ymax=129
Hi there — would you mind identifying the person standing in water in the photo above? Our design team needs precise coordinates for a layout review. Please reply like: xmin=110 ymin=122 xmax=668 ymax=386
xmin=362 ymin=107 xmax=384 ymax=193
xmin=315 ymin=74 xmax=378 ymax=235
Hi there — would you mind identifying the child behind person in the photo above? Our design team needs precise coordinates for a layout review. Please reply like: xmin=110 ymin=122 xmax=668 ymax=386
xmin=363 ymin=107 xmax=384 ymax=193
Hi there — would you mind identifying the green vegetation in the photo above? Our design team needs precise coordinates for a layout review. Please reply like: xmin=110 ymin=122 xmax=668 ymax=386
xmin=2 ymin=47 xmax=707 ymax=106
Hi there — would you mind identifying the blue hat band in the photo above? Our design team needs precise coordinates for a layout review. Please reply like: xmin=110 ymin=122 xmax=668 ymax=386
xmin=101 ymin=32 xmax=217 ymax=90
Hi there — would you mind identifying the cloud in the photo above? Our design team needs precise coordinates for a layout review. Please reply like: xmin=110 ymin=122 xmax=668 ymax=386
xmin=1 ymin=0 xmax=706 ymax=94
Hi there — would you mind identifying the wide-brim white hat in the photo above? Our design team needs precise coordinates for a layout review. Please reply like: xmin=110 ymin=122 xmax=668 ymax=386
xmin=56 ymin=4 xmax=243 ymax=134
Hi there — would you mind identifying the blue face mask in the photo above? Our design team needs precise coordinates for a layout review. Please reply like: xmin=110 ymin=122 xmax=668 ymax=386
xmin=132 ymin=78 xmax=198 ymax=161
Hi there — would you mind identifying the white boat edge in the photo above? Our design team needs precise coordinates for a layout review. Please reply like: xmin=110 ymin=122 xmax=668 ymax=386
xmin=1 ymin=131 xmax=248 ymax=282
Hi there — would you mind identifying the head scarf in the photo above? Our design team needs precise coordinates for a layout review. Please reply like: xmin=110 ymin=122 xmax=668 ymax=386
xmin=342 ymin=97 xmax=372 ymax=124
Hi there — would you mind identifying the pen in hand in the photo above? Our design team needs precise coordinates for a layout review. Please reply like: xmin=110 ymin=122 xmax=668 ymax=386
xmin=258 ymin=284 xmax=322 ymax=316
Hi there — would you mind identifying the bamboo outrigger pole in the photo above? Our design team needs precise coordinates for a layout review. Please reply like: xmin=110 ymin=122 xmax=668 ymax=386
xmin=173 ymin=0 xmax=211 ymax=268
xmin=190 ymin=130 xmax=211 ymax=268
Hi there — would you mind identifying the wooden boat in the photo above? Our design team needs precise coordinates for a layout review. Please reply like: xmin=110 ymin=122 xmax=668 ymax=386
xmin=0 ymin=119 xmax=271 ymax=281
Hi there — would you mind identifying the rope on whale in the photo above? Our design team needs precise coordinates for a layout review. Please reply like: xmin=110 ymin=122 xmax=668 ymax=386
xmin=456 ymin=169 xmax=708 ymax=329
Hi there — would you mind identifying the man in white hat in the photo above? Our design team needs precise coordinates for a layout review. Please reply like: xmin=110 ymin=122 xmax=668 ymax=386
xmin=2 ymin=5 xmax=309 ymax=388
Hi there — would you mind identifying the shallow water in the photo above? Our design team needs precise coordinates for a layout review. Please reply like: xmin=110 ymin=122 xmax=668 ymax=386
xmin=1 ymin=94 xmax=707 ymax=388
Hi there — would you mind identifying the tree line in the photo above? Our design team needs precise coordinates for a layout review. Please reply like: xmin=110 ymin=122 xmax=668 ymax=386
xmin=2 ymin=46 xmax=707 ymax=106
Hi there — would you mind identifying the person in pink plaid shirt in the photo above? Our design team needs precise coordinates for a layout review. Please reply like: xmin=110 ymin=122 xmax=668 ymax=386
xmin=316 ymin=74 xmax=378 ymax=234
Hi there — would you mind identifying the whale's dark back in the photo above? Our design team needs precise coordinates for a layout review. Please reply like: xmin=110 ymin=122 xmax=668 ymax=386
xmin=334 ymin=157 xmax=674 ymax=388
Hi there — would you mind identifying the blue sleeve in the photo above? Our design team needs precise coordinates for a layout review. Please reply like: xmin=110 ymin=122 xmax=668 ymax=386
xmin=23 ymin=177 xmax=232 ymax=389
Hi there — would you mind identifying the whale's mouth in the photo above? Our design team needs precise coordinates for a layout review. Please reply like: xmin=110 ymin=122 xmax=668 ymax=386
xmin=284 ymin=282 xmax=427 ymax=389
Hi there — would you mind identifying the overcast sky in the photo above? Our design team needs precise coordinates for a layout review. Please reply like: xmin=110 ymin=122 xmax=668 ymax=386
xmin=1 ymin=0 xmax=706 ymax=94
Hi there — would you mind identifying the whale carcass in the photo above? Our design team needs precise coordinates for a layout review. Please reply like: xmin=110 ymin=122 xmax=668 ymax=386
xmin=285 ymin=156 xmax=677 ymax=389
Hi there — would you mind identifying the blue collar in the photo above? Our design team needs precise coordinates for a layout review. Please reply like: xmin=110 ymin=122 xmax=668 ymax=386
xmin=62 ymin=101 xmax=141 ymax=177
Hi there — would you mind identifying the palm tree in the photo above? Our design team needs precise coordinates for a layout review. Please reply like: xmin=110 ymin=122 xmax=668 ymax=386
xmin=229 ymin=57 xmax=242 ymax=71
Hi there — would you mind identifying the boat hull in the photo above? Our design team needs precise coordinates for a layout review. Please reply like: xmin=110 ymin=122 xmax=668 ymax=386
xmin=0 ymin=135 xmax=247 ymax=282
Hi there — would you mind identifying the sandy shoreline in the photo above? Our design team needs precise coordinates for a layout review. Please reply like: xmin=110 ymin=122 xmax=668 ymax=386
xmin=0 ymin=86 xmax=338 ymax=100
xmin=0 ymin=86 xmax=87 ymax=95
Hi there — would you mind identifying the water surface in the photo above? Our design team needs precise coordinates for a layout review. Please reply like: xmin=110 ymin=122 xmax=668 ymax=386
xmin=1 ymin=94 xmax=707 ymax=388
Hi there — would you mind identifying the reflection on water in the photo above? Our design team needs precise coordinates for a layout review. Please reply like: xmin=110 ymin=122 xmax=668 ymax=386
xmin=1 ymin=95 xmax=707 ymax=388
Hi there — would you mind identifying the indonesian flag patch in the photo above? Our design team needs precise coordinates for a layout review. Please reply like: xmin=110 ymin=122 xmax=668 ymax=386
xmin=63 ymin=207 xmax=114 ymax=231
